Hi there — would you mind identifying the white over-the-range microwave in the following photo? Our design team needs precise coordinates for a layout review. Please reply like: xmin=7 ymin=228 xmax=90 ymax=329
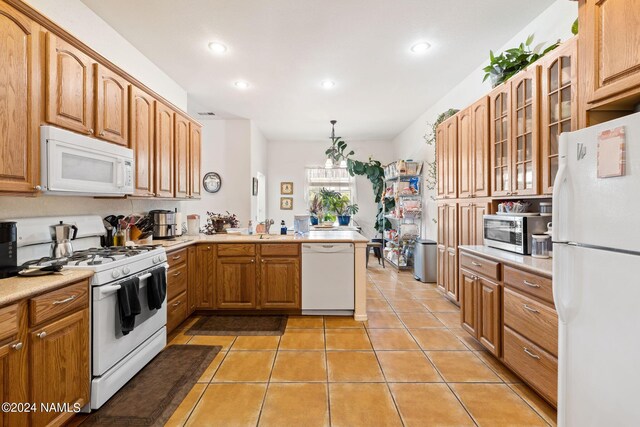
xmin=40 ymin=125 xmax=134 ymax=196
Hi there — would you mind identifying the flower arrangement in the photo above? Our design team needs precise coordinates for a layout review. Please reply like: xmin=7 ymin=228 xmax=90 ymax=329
xmin=202 ymin=211 xmax=239 ymax=234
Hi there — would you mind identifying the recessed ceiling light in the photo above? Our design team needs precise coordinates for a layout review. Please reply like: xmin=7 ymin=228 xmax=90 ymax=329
xmin=234 ymin=80 xmax=250 ymax=89
xmin=321 ymin=80 xmax=336 ymax=89
xmin=208 ymin=42 xmax=227 ymax=53
xmin=410 ymin=41 xmax=431 ymax=54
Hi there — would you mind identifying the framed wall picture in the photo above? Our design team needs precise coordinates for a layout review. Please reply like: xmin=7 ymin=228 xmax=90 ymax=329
xmin=252 ymin=177 xmax=258 ymax=196
xmin=280 ymin=197 xmax=293 ymax=210
xmin=280 ymin=181 xmax=293 ymax=195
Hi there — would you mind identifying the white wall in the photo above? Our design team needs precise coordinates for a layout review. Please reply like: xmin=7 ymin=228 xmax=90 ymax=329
xmin=267 ymin=140 xmax=395 ymax=239
xmin=392 ymin=0 xmax=578 ymax=239
xmin=24 ymin=0 xmax=188 ymax=109
xmin=250 ymin=123 xmax=269 ymax=223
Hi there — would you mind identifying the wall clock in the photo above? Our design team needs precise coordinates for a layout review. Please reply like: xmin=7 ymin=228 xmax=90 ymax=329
xmin=203 ymin=172 xmax=222 ymax=193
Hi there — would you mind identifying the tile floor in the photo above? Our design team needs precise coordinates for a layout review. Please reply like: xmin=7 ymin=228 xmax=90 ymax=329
xmin=164 ymin=264 xmax=557 ymax=427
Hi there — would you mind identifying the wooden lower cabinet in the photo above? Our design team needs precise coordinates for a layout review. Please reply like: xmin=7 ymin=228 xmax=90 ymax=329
xmin=30 ymin=307 xmax=89 ymax=427
xmin=216 ymin=257 xmax=257 ymax=309
xmin=459 ymin=268 xmax=501 ymax=357
xmin=167 ymin=291 xmax=188 ymax=333
xmin=0 ymin=302 xmax=29 ymax=427
xmin=187 ymin=246 xmax=197 ymax=314
xmin=445 ymin=249 xmax=458 ymax=301
xmin=196 ymin=245 xmax=215 ymax=309
xmin=259 ymin=257 xmax=300 ymax=309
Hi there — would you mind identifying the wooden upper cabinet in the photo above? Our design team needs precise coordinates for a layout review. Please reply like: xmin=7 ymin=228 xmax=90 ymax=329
xmin=580 ymin=0 xmax=640 ymax=106
xmin=489 ymin=83 xmax=512 ymax=197
xmin=45 ymin=33 xmax=94 ymax=135
xmin=189 ymin=122 xmax=202 ymax=199
xmin=30 ymin=308 xmax=89 ymax=427
xmin=541 ymin=37 xmax=578 ymax=195
xmin=457 ymin=107 xmax=473 ymax=199
xmin=444 ymin=115 xmax=458 ymax=199
xmin=458 ymin=202 xmax=490 ymax=247
xmin=129 ymin=86 xmax=155 ymax=197
xmin=0 ymin=3 xmax=40 ymax=194
xmin=259 ymin=257 xmax=300 ymax=309
xmin=510 ymin=66 xmax=540 ymax=196
xmin=94 ymin=64 xmax=129 ymax=146
xmin=436 ymin=125 xmax=446 ymax=199
xmin=458 ymin=97 xmax=490 ymax=199
xmin=174 ymin=114 xmax=190 ymax=198
xmin=216 ymin=257 xmax=257 ymax=309
xmin=155 ymin=102 xmax=174 ymax=198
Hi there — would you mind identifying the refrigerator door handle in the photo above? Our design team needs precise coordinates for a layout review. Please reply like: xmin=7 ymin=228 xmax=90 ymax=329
xmin=552 ymin=243 xmax=572 ymax=323
xmin=552 ymin=133 xmax=571 ymax=243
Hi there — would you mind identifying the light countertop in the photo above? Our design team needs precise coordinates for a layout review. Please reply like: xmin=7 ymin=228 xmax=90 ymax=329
xmin=143 ymin=230 xmax=370 ymax=251
xmin=458 ymin=245 xmax=552 ymax=278
xmin=0 ymin=270 xmax=94 ymax=306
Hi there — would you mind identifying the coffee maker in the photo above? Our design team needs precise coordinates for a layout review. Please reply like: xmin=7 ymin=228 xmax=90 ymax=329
xmin=50 ymin=221 xmax=78 ymax=258
xmin=0 ymin=222 xmax=19 ymax=278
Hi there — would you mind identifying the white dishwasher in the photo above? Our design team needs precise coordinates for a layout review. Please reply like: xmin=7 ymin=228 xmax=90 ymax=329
xmin=302 ymin=243 xmax=354 ymax=315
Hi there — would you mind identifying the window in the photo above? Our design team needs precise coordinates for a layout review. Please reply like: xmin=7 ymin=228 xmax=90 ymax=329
xmin=305 ymin=167 xmax=356 ymax=204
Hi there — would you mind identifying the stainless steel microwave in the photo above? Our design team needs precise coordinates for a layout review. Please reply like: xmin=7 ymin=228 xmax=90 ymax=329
xmin=483 ymin=214 xmax=547 ymax=254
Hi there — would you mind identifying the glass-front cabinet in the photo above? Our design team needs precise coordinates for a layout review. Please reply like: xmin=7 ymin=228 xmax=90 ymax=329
xmin=510 ymin=65 xmax=540 ymax=196
xmin=489 ymin=84 xmax=511 ymax=197
xmin=541 ymin=37 xmax=577 ymax=195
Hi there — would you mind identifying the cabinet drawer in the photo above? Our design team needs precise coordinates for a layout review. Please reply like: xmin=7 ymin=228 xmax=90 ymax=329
xmin=0 ymin=303 xmax=19 ymax=342
xmin=504 ymin=288 xmax=558 ymax=356
xmin=260 ymin=243 xmax=299 ymax=256
xmin=29 ymin=281 xmax=89 ymax=326
xmin=504 ymin=266 xmax=553 ymax=303
xmin=218 ymin=244 xmax=256 ymax=257
xmin=167 ymin=291 xmax=188 ymax=333
xmin=504 ymin=326 xmax=557 ymax=406
xmin=167 ymin=263 xmax=188 ymax=301
xmin=460 ymin=252 xmax=500 ymax=281
xmin=167 ymin=248 xmax=188 ymax=268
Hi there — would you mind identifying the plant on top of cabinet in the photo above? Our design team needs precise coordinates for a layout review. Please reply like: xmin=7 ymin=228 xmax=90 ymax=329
xmin=482 ymin=34 xmax=559 ymax=88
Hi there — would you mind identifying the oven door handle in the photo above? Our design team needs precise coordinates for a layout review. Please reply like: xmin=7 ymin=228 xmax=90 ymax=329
xmin=138 ymin=272 xmax=152 ymax=281
xmin=98 ymin=284 xmax=122 ymax=297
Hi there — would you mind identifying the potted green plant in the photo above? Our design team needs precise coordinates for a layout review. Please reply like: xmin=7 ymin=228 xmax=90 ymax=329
xmin=482 ymin=34 xmax=560 ymax=87
xmin=336 ymin=201 xmax=359 ymax=226
xmin=308 ymin=193 xmax=322 ymax=225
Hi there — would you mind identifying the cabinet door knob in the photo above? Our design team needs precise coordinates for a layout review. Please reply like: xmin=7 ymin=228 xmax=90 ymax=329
xmin=250 ymin=259 xmax=255 ymax=263
xmin=34 ymin=185 xmax=42 ymax=191
xmin=99 ymin=131 xmax=105 ymax=136
xmin=36 ymin=331 xmax=47 ymax=339
xmin=87 ymin=129 xmax=94 ymax=134
xmin=11 ymin=342 xmax=23 ymax=351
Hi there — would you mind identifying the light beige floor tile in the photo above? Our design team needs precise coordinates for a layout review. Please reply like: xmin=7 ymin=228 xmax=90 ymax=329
xmin=279 ymin=329 xmax=325 ymax=350
xmin=388 ymin=299 xmax=429 ymax=313
xmin=212 ymin=350 xmax=275 ymax=382
xmin=324 ymin=316 xmax=365 ymax=328
xmin=427 ymin=351 xmax=502 ymax=383
xmin=286 ymin=316 xmax=324 ymax=329
xmin=259 ymin=383 xmax=329 ymax=427
xmin=409 ymin=289 xmax=443 ymax=299
xmin=397 ymin=312 xmax=445 ymax=329
xmin=164 ymin=383 xmax=206 ymax=427
xmin=474 ymin=350 xmax=522 ymax=383
xmin=422 ymin=298 xmax=460 ymax=312
xmin=198 ymin=350 xmax=227 ymax=383
xmin=451 ymin=383 xmax=548 ymax=427
xmin=380 ymin=289 xmax=415 ymax=300
xmin=390 ymin=383 xmax=475 ymax=427
xmin=325 ymin=329 xmax=372 ymax=350
xmin=366 ymin=298 xmax=394 ymax=312
xmin=433 ymin=312 xmax=463 ymax=328
xmin=187 ymin=335 xmax=236 ymax=350
xmin=509 ymin=383 xmax=557 ymax=426
xmin=329 ymin=383 xmax=402 ymax=427
xmin=454 ymin=329 xmax=486 ymax=351
xmin=367 ymin=328 xmax=420 ymax=350
xmin=231 ymin=335 xmax=280 ymax=350
xmin=410 ymin=328 xmax=468 ymax=351
xmin=364 ymin=312 xmax=404 ymax=329
xmin=271 ymin=351 xmax=327 ymax=382
xmin=327 ymin=351 xmax=385 ymax=382
xmin=376 ymin=351 xmax=442 ymax=382
xmin=186 ymin=383 xmax=266 ymax=427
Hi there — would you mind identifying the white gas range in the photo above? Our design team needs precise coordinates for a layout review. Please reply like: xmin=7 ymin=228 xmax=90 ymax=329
xmin=13 ymin=215 xmax=168 ymax=410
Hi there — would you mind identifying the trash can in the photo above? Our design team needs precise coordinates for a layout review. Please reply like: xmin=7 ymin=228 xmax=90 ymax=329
xmin=413 ymin=238 xmax=437 ymax=283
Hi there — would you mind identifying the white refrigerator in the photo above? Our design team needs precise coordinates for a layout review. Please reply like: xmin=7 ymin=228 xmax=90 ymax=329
xmin=553 ymin=112 xmax=640 ymax=426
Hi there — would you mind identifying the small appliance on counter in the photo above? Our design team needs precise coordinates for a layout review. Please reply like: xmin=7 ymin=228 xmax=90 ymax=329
xmin=483 ymin=214 xmax=547 ymax=255
xmin=50 ymin=220 xmax=78 ymax=257
xmin=0 ymin=222 xmax=19 ymax=279
xmin=150 ymin=210 xmax=176 ymax=239
xmin=531 ymin=234 xmax=551 ymax=258
xmin=294 ymin=215 xmax=310 ymax=235
xmin=187 ymin=214 xmax=200 ymax=236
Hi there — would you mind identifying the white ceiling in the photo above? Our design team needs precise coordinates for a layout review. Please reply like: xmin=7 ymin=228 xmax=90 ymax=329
xmin=82 ymin=0 xmax=555 ymax=141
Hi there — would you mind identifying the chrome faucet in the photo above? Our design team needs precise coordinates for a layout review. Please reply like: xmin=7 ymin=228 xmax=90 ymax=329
xmin=264 ymin=219 xmax=274 ymax=234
